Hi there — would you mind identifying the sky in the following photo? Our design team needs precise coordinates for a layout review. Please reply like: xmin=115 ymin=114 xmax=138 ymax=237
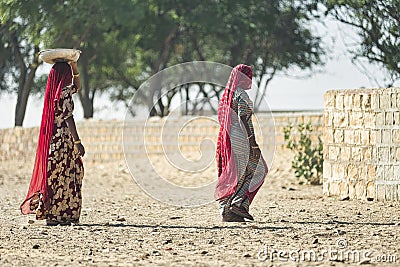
xmin=0 ymin=18 xmax=392 ymax=129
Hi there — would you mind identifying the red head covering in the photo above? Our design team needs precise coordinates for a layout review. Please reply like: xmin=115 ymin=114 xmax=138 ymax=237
xmin=215 ymin=64 xmax=252 ymax=200
xmin=20 ymin=62 xmax=72 ymax=215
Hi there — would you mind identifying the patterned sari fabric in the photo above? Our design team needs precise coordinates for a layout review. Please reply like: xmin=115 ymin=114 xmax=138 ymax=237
xmin=37 ymin=85 xmax=84 ymax=223
xmin=29 ymin=85 xmax=84 ymax=224
xmin=21 ymin=62 xmax=84 ymax=225
xmin=215 ymin=64 xmax=268 ymax=220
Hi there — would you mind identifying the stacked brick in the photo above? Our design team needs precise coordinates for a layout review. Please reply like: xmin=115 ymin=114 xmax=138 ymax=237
xmin=0 ymin=112 xmax=323 ymax=163
xmin=323 ymin=88 xmax=400 ymax=201
xmin=272 ymin=112 xmax=323 ymax=148
xmin=0 ymin=127 xmax=39 ymax=162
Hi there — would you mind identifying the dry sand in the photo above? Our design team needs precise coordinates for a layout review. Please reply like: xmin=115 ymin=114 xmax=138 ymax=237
xmin=0 ymin=151 xmax=399 ymax=266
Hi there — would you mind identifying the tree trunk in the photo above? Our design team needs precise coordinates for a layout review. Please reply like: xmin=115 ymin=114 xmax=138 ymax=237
xmin=253 ymin=68 xmax=276 ymax=112
xmin=147 ymin=25 xmax=179 ymax=117
xmin=14 ymin=70 xmax=35 ymax=126
xmin=13 ymin=43 xmax=40 ymax=126
xmin=78 ymin=59 xmax=94 ymax=118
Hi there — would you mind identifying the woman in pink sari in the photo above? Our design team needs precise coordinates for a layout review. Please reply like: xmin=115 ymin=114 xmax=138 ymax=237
xmin=20 ymin=61 xmax=85 ymax=226
xmin=215 ymin=64 xmax=268 ymax=222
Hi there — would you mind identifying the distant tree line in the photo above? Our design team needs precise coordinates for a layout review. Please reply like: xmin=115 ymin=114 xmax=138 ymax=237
xmin=1 ymin=0 xmax=397 ymax=126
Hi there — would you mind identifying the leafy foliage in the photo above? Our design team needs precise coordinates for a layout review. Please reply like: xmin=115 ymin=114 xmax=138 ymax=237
xmin=283 ymin=123 xmax=323 ymax=185
xmin=111 ymin=0 xmax=325 ymax=116
xmin=0 ymin=1 xmax=44 ymax=92
xmin=1 ymin=0 xmax=325 ymax=125
xmin=325 ymin=0 xmax=400 ymax=85
xmin=0 ymin=0 xmax=49 ymax=125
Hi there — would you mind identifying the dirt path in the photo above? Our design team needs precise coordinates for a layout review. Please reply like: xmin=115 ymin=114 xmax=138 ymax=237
xmin=0 ymin=152 xmax=399 ymax=266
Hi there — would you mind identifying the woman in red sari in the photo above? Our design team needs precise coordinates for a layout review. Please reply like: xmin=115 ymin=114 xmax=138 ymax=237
xmin=215 ymin=64 xmax=268 ymax=222
xmin=21 ymin=61 xmax=85 ymax=226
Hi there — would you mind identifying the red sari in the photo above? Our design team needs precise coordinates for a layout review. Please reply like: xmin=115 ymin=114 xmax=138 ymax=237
xmin=215 ymin=64 xmax=268 ymax=219
xmin=21 ymin=62 xmax=84 ymax=224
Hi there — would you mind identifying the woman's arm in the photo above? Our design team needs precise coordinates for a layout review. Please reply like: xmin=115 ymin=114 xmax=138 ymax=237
xmin=66 ymin=61 xmax=84 ymax=156
xmin=240 ymin=115 xmax=260 ymax=157
xmin=240 ymin=115 xmax=257 ymax=146
xmin=70 ymin=61 xmax=80 ymax=91
xmin=66 ymin=116 xmax=85 ymax=157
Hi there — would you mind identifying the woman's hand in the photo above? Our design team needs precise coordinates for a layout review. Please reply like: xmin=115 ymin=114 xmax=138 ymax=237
xmin=76 ymin=143 xmax=85 ymax=157
xmin=251 ymin=145 xmax=261 ymax=159
xmin=248 ymin=136 xmax=257 ymax=147
xmin=69 ymin=61 xmax=78 ymax=73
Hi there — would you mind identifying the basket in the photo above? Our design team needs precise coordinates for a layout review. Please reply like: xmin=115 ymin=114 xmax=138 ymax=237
xmin=39 ymin=49 xmax=82 ymax=64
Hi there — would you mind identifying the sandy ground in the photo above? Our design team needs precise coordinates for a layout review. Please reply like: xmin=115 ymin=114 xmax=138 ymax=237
xmin=1 ymin=151 xmax=400 ymax=267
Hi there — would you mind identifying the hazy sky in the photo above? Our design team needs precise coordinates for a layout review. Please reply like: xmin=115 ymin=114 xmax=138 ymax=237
xmin=0 ymin=19 xmax=393 ymax=129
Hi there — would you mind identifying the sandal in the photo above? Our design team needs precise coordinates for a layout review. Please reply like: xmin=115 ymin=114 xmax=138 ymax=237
xmin=222 ymin=211 xmax=245 ymax=222
xmin=229 ymin=205 xmax=254 ymax=221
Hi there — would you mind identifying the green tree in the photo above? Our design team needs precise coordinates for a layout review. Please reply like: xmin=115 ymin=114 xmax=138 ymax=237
xmin=113 ymin=0 xmax=325 ymax=116
xmin=1 ymin=0 xmax=326 ymax=124
xmin=0 ymin=1 xmax=45 ymax=126
xmin=1 ymin=0 xmax=143 ymax=122
xmin=112 ymin=0 xmax=183 ymax=117
xmin=109 ymin=0 xmax=216 ymax=117
xmin=40 ymin=0 xmax=144 ymax=118
xmin=325 ymin=0 xmax=400 ymax=85
xmin=210 ymin=0 xmax=324 ymax=111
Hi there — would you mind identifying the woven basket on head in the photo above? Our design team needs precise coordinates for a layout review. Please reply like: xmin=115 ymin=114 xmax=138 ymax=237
xmin=39 ymin=49 xmax=82 ymax=64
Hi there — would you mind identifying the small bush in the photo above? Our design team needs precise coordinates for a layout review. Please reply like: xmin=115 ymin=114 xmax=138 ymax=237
xmin=283 ymin=123 xmax=323 ymax=185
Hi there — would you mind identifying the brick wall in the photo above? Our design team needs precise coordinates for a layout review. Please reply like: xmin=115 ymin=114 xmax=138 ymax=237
xmin=0 ymin=112 xmax=323 ymax=163
xmin=323 ymin=88 xmax=400 ymax=201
